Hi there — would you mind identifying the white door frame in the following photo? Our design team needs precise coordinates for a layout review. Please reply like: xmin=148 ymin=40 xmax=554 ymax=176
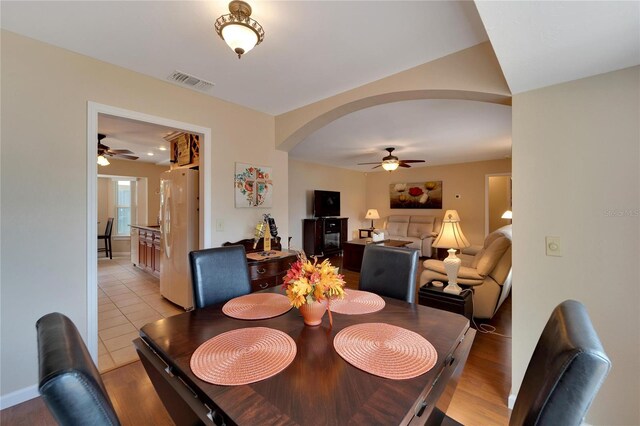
xmin=484 ymin=172 xmax=512 ymax=236
xmin=87 ymin=102 xmax=212 ymax=359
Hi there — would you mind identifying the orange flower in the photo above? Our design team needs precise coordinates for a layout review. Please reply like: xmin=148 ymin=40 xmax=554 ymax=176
xmin=282 ymin=252 xmax=345 ymax=307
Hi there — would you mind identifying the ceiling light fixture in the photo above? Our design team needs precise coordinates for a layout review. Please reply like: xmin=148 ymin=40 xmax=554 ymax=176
xmin=97 ymin=155 xmax=110 ymax=166
xmin=382 ymin=160 xmax=400 ymax=172
xmin=158 ymin=147 xmax=167 ymax=151
xmin=147 ymin=152 xmax=154 ymax=156
xmin=215 ymin=1 xmax=265 ymax=59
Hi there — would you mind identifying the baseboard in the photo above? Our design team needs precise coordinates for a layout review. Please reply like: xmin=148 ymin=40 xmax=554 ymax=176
xmin=0 ymin=384 xmax=39 ymax=410
xmin=508 ymin=393 xmax=517 ymax=409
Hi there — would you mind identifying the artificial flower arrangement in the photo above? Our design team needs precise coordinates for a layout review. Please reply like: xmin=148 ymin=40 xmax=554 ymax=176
xmin=282 ymin=252 xmax=346 ymax=308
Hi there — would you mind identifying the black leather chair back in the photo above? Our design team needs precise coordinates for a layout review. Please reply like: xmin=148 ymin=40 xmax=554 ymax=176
xmin=510 ymin=300 xmax=611 ymax=426
xmin=359 ymin=244 xmax=419 ymax=303
xmin=37 ymin=312 xmax=120 ymax=426
xmin=189 ymin=245 xmax=252 ymax=309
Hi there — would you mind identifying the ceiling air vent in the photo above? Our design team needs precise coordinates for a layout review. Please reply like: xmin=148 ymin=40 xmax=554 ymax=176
xmin=167 ymin=71 xmax=215 ymax=92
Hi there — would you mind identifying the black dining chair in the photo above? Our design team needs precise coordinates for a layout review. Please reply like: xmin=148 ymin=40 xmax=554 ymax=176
xmin=98 ymin=217 xmax=114 ymax=259
xmin=359 ymin=244 xmax=419 ymax=303
xmin=443 ymin=299 xmax=611 ymax=426
xmin=189 ymin=245 xmax=252 ymax=309
xmin=37 ymin=312 xmax=121 ymax=426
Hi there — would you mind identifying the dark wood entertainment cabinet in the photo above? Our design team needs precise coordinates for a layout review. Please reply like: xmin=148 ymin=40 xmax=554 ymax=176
xmin=303 ymin=217 xmax=348 ymax=257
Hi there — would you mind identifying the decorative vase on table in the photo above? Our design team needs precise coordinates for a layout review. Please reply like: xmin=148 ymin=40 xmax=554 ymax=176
xmin=299 ymin=300 xmax=327 ymax=326
xmin=282 ymin=252 xmax=345 ymax=327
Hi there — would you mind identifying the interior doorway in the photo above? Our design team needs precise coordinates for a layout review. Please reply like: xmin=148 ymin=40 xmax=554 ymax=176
xmin=485 ymin=173 xmax=512 ymax=235
xmin=87 ymin=102 xmax=212 ymax=361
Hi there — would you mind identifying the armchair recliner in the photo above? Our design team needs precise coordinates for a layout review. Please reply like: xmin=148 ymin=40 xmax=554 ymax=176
xmin=420 ymin=225 xmax=512 ymax=319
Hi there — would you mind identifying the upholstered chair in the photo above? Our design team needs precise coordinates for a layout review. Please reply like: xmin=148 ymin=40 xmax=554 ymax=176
xmin=359 ymin=244 xmax=420 ymax=303
xmin=442 ymin=300 xmax=610 ymax=426
xmin=420 ymin=225 xmax=512 ymax=318
xmin=189 ymin=245 xmax=252 ymax=309
xmin=37 ymin=312 xmax=121 ymax=425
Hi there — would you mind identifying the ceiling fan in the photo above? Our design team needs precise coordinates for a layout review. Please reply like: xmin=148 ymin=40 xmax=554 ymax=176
xmin=97 ymin=134 xmax=139 ymax=165
xmin=358 ymin=147 xmax=425 ymax=171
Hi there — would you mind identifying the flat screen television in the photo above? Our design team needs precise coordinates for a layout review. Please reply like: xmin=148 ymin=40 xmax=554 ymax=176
xmin=313 ymin=190 xmax=340 ymax=217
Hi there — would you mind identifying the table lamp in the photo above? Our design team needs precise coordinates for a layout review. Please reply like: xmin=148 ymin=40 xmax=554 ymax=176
xmin=432 ymin=210 xmax=470 ymax=295
xmin=365 ymin=209 xmax=380 ymax=229
xmin=501 ymin=210 xmax=512 ymax=219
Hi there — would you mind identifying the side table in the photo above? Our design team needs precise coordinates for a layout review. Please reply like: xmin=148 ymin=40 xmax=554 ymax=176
xmin=418 ymin=284 xmax=473 ymax=320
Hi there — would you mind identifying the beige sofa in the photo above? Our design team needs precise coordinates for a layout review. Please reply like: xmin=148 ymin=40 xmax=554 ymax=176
xmin=419 ymin=225 xmax=512 ymax=319
xmin=382 ymin=215 xmax=442 ymax=257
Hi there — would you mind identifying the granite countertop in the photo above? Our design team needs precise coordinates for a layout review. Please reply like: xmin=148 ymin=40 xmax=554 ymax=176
xmin=130 ymin=224 xmax=161 ymax=232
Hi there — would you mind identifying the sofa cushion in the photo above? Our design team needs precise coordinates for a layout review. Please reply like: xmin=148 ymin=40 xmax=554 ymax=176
xmin=476 ymin=236 xmax=510 ymax=276
xmin=386 ymin=222 xmax=409 ymax=237
xmin=408 ymin=222 xmax=433 ymax=239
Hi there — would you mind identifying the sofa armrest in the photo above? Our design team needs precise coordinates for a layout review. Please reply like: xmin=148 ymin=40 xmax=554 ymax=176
xmin=461 ymin=245 xmax=483 ymax=256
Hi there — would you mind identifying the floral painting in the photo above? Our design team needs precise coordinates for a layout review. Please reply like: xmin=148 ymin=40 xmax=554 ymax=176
xmin=235 ymin=163 xmax=273 ymax=208
xmin=389 ymin=181 xmax=442 ymax=209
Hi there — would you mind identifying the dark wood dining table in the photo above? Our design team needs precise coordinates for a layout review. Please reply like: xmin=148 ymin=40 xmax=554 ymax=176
xmin=134 ymin=289 xmax=475 ymax=425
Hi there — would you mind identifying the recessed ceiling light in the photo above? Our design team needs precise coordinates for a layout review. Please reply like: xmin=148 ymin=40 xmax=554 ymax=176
xmin=159 ymin=147 xmax=167 ymax=151
xmin=147 ymin=152 xmax=154 ymax=156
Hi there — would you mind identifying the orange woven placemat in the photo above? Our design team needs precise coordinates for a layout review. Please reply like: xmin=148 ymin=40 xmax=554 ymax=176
xmin=330 ymin=289 xmax=385 ymax=315
xmin=222 ymin=293 xmax=292 ymax=320
xmin=333 ymin=323 xmax=437 ymax=380
xmin=190 ymin=327 xmax=297 ymax=386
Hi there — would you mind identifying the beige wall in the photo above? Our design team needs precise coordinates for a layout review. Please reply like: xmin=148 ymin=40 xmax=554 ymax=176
xmin=0 ymin=30 xmax=287 ymax=399
xmin=366 ymin=159 xmax=512 ymax=246
xmin=512 ymin=66 xmax=639 ymax=424
xmin=288 ymin=159 xmax=367 ymax=250
xmin=276 ymin=42 xmax=511 ymax=151
xmin=488 ymin=175 xmax=511 ymax=233
xmin=100 ymin=158 xmax=170 ymax=225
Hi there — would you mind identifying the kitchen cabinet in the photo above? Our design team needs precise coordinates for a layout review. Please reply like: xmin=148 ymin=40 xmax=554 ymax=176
xmin=131 ymin=225 xmax=161 ymax=278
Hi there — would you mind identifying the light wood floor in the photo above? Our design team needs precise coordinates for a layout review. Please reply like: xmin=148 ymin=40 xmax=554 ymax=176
xmin=1 ymin=255 xmax=511 ymax=425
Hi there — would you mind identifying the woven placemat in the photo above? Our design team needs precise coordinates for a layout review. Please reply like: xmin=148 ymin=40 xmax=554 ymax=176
xmin=222 ymin=293 xmax=292 ymax=320
xmin=333 ymin=323 xmax=437 ymax=380
xmin=330 ymin=289 xmax=385 ymax=315
xmin=190 ymin=327 xmax=297 ymax=386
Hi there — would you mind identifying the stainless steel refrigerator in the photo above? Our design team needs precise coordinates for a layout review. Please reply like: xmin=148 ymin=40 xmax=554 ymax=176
xmin=159 ymin=168 xmax=199 ymax=309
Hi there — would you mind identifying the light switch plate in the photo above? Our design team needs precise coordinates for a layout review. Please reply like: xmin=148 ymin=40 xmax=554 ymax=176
xmin=216 ymin=219 xmax=224 ymax=232
xmin=546 ymin=236 xmax=562 ymax=257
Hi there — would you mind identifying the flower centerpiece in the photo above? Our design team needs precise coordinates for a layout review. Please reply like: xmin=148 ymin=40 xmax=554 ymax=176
xmin=282 ymin=253 xmax=345 ymax=326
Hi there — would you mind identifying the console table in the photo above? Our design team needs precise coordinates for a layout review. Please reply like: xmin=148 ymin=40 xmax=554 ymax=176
xmin=343 ymin=239 xmax=411 ymax=272
xmin=223 ymin=238 xmax=296 ymax=292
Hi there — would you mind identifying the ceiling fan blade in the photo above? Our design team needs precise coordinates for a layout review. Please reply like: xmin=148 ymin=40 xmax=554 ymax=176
xmin=398 ymin=163 xmax=411 ymax=168
xmin=400 ymin=160 xmax=425 ymax=164
xmin=371 ymin=164 xmax=382 ymax=169
xmin=358 ymin=162 xmax=383 ymax=165
xmin=112 ymin=154 xmax=139 ymax=160
xmin=108 ymin=149 xmax=135 ymax=155
xmin=98 ymin=142 xmax=110 ymax=150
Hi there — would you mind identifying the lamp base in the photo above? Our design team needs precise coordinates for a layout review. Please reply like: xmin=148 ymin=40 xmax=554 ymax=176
xmin=442 ymin=248 xmax=462 ymax=295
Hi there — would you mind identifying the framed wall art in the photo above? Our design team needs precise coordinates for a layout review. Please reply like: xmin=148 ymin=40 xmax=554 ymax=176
xmin=235 ymin=163 xmax=273 ymax=208
xmin=389 ymin=181 xmax=442 ymax=209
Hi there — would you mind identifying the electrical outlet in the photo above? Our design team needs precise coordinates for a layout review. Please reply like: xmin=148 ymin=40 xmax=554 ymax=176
xmin=216 ymin=219 xmax=224 ymax=232
xmin=545 ymin=236 xmax=562 ymax=257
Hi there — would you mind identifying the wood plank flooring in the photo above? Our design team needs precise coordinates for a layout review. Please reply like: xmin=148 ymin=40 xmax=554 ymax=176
xmin=1 ymin=254 xmax=511 ymax=425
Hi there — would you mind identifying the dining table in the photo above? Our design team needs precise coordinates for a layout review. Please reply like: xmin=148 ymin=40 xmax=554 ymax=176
xmin=133 ymin=288 xmax=476 ymax=426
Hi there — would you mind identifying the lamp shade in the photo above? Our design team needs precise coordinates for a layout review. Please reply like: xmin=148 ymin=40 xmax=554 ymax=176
xmin=382 ymin=161 xmax=399 ymax=171
xmin=501 ymin=210 xmax=513 ymax=219
xmin=365 ymin=209 xmax=380 ymax=220
xmin=433 ymin=210 xmax=470 ymax=249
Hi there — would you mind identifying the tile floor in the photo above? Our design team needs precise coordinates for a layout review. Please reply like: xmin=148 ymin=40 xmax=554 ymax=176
xmin=97 ymin=254 xmax=185 ymax=373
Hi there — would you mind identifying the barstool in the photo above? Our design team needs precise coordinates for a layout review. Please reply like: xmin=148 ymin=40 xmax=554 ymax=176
xmin=98 ymin=217 xmax=114 ymax=259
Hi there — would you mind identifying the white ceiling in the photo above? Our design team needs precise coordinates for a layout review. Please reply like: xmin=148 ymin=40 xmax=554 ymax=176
xmin=0 ymin=1 xmax=488 ymax=115
xmin=476 ymin=1 xmax=640 ymax=94
xmin=98 ymin=114 xmax=176 ymax=164
xmin=290 ymin=100 xmax=512 ymax=171
xmin=3 ymin=1 xmax=638 ymax=170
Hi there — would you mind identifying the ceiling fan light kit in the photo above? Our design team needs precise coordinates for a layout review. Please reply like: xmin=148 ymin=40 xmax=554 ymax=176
xmin=358 ymin=147 xmax=425 ymax=172
xmin=97 ymin=155 xmax=110 ymax=166
xmin=215 ymin=1 xmax=265 ymax=59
